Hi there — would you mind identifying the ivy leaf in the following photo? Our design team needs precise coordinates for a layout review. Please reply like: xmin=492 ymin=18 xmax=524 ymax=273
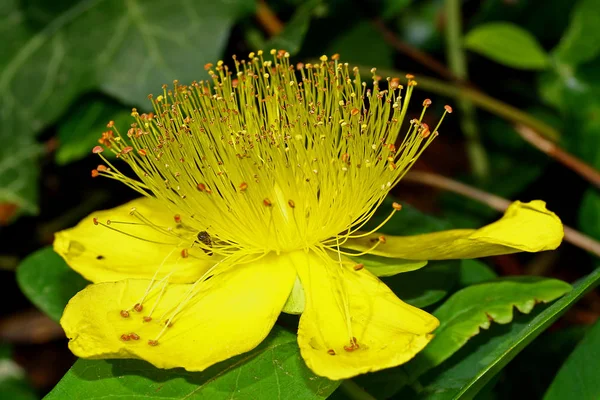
xmin=56 ymin=99 xmax=129 ymax=165
xmin=17 ymin=247 xmax=88 ymax=322
xmin=46 ymin=327 xmax=339 ymax=400
xmin=464 ymin=22 xmax=550 ymax=70
xmin=0 ymin=0 xmax=254 ymax=217
xmin=544 ymin=319 xmax=600 ymax=400
xmin=405 ymin=277 xmax=572 ymax=379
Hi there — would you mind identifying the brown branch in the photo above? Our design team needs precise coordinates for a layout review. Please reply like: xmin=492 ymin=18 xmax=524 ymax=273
xmin=372 ymin=18 xmax=462 ymax=83
xmin=255 ymin=0 xmax=284 ymax=37
xmin=403 ymin=171 xmax=600 ymax=259
xmin=515 ymin=124 xmax=600 ymax=189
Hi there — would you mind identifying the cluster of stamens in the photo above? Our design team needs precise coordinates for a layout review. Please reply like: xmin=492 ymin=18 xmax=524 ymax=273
xmin=88 ymin=50 xmax=450 ymax=348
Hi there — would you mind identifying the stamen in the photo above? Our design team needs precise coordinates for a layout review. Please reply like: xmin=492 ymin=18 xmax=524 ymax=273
xmin=120 ymin=310 xmax=129 ymax=318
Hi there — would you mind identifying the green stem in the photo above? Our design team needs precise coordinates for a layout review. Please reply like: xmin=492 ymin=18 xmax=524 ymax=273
xmin=444 ymin=0 xmax=489 ymax=180
xmin=339 ymin=380 xmax=377 ymax=400
xmin=373 ymin=67 xmax=561 ymax=141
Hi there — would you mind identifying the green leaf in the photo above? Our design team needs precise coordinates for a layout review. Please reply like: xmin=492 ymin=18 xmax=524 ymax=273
xmin=0 ymin=345 xmax=38 ymax=400
xmin=266 ymin=0 xmax=319 ymax=55
xmin=552 ymin=0 xmax=600 ymax=67
xmin=406 ymin=277 xmax=572 ymax=379
xmin=17 ymin=247 xmax=88 ymax=322
xmin=351 ymin=253 xmax=427 ymax=277
xmin=464 ymin=22 xmax=550 ymax=70
xmin=325 ymin=21 xmax=394 ymax=68
xmin=0 ymin=0 xmax=254 ymax=216
xmin=0 ymin=133 xmax=43 ymax=219
xmin=56 ymin=99 xmax=130 ymax=165
xmin=457 ymin=259 xmax=497 ymax=287
xmin=544 ymin=320 xmax=600 ymax=400
xmin=579 ymin=188 xmax=600 ymax=242
xmin=412 ymin=268 xmax=600 ymax=400
xmin=45 ymin=326 xmax=338 ymax=400
xmin=383 ymin=260 xmax=460 ymax=308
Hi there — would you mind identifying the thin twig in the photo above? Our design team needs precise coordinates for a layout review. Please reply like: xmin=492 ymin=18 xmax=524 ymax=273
xmin=403 ymin=171 xmax=600 ymax=259
xmin=443 ymin=0 xmax=489 ymax=179
xmin=372 ymin=18 xmax=459 ymax=82
xmin=515 ymin=124 xmax=600 ymax=189
xmin=255 ymin=0 xmax=284 ymax=36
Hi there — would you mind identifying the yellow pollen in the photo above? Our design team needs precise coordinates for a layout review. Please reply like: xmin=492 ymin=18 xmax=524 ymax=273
xmin=92 ymin=51 xmax=446 ymax=255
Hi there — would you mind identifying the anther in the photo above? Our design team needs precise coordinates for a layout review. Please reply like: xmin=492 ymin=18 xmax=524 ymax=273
xmin=239 ymin=182 xmax=248 ymax=191
xmin=406 ymin=73 xmax=414 ymax=79
xmin=120 ymin=334 xmax=131 ymax=341
xmin=138 ymin=149 xmax=147 ymax=156
xmin=143 ymin=316 xmax=152 ymax=322
xmin=421 ymin=123 xmax=431 ymax=138
xmin=174 ymin=214 xmax=181 ymax=224
xmin=91 ymin=169 xmax=99 ymax=178
xmin=120 ymin=310 xmax=130 ymax=318
xmin=197 ymin=183 xmax=207 ymax=192
xmin=133 ymin=303 xmax=143 ymax=312
xmin=181 ymin=249 xmax=189 ymax=258
xmin=351 ymin=108 xmax=359 ymax=116
xmin=444 ymin=105 xmax=453 ymax=113
xmin=327 ymin=349 xmax=336 ymax=355
xmin=92 ymin=146 xmax=104 ymax=154
xmin=392 ymin=202 xmax=402 ymax=211
xmin=97 ymin=165 xmax=107 ymax=172
xmin=93 ymin=218 xmax=99 ymax=225
xmin=263 ymin=198 xmax=272 ymax=207
xmin=423 ymin=99 xmax=432 ymax=107
xmin=148 ymin=340 xmax=159 ymax=346
xmin=378 ymin=235 xmax=386 ymax=244
xmin=288 ymin=200 xmax=295 ymax=208
xmin=130 ymin=333 xmax=140 ymax=340
xmin=353 ymin=264 xmax=364 ymax=271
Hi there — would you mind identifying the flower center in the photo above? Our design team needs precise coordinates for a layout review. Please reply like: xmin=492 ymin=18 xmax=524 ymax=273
xmin=92 ymin=50 xmax=448 ymax=255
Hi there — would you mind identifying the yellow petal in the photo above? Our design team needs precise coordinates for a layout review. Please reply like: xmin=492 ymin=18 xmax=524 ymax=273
xmin=290 ymin=250 xmax=439 ymax=380
xmin=54 ymin=197 xmax=217 ymax=283
xmin=343 ymin=200 xmax=563 ymax=260
xmin=61 ymin=253 xmax=296 ymax=370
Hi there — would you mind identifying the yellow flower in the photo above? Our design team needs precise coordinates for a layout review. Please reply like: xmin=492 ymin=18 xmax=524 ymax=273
xmin=55 ymin=51 xmax=563 ymax=380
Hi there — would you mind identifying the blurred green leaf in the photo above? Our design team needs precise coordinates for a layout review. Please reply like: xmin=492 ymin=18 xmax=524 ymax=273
xmin=56 ymin=99 xmax=130 ymax=165
xmin=464 ymin=22 xmax=550 ymax=70
xmin=381 ymin=0 xmax=412 ymax=19
xmin=0 ymin=133 xmax=43 ymax=218
xmin=0 ymin=345 xmax=38 ymax=400
xmin=17 ymin=247 xmax=88 ymax=322
xmin=406 ymin=277 xmax=572 ymax=379
xmin=579 ymin=189 xmax=600 ymax=242
xmin=543 ymin=319 xmax=600 ymax=400
xmin=46 ymin=326 xmax=338 ymax=400
xmin=410 ymin=268 xmax=600 ymax=400
xmin=325 ymin=21 xmax=394 ymax=68
xmin=383 ymin=260 xmax=460 ymax=308
xmin=0 ymin=0 xmax=254 ymax=217
xmin=457 ymin=259 xmax=497 ymax=287
xmin=266 ymin=0 xmax=319 ymax=55
xmin=552 ymin=0 xmax=600 ymax=67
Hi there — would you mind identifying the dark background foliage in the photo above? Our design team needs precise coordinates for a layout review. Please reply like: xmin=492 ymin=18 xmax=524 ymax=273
xmin=1 ymin=0 xmax=599 ymax=399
